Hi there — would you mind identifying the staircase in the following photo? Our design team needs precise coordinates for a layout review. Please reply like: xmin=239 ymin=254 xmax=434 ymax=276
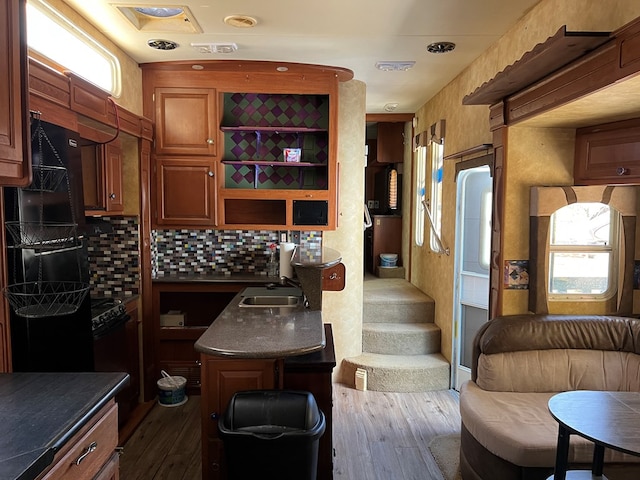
xmin=343 ymin=277 xmax=450 ymax=392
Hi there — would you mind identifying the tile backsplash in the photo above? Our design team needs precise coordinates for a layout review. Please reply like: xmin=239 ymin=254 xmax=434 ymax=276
xmin=86 ymin=216 xmax=140 ymax=297
xmin=85 ymin=217 xmax=323 ymax=293
xmin=152 ymin=230 xmax=322 ymax=276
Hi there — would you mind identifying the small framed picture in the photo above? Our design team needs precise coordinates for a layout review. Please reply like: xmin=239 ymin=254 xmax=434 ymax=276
xmin=283 ymin=148 xmax=301 ymax=162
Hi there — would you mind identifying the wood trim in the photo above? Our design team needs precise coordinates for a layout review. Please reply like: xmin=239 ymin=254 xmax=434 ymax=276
xmin=489 ymin=127 xmax=507 ymax=319
xmin=444 ymin=144 xmax=493 ymax=161
xmin=463 ymin=26 xmax=610 ymax=106
xmin=366 ymin=113 xmax=414 ymax=123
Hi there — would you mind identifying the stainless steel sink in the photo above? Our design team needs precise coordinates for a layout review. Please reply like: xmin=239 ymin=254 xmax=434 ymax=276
xmin=238 ymin=295 xmax=299 ymax=308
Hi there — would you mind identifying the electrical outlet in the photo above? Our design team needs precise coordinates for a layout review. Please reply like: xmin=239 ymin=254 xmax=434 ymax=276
xmin=374 ymin=200 xmax=379 ymax=209
xmin=367 ymin=200 xmax=375 ymax=208
xmin=279 ymin=231 xmax=288 ymax=243
xmin=291 ymin=231 xmax=301 ymax=244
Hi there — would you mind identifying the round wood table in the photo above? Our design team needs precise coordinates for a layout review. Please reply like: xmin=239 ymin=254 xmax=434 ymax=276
xmin=547 ymin=390 xmax=640 ymax=480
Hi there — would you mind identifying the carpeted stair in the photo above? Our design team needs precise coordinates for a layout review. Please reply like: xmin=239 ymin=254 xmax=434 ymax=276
xmin=344 ymin=277 xmax=450 ymax=392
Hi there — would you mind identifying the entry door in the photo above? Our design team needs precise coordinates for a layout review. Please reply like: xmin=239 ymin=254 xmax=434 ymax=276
xmin=452 ymin=166 xmax=492 ymax=390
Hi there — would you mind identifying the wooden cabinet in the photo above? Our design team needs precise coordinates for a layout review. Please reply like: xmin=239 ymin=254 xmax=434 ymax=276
xmin=154 ymin=157 xmax=216 ymax=226
xmin=375 ymin=122 xmax=405 ymax=164
xmin=200 ymin=356 xmax=280 ymax=480
xmin=81 ymin=141 xmax=124 ymax=214
xmin=365 ymin=215 xmax=402 ymax=273
xmin=0 ymin=0 xmax=31 ymax=185
xmin=37 ymin=401 xmax=119 ymax=480
xmin=153 ymin=87 xmax=218 ymax=227
xmin=153 ymin=283 xmax=247 ymax=394
xmin=154 ymin=88 xmax=218 ymax=156
xmin=574 ymin=117 xmax=640 ymax=184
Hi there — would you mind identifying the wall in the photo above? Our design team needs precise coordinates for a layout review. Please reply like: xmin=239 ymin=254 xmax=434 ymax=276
xmin=411 ymin=0 xmax=640 ymax=363
xmin=323 ymin=80 xmax=367 ymax=383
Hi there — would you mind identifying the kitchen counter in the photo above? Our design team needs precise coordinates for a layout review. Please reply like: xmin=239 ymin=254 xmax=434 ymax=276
xmin=0 ymin=372 xmax=128 ymax=480
xmin=153 ymin=273 xmax=280 ymax=284
xmin=194 ymin=289 xmax=325 ymax=358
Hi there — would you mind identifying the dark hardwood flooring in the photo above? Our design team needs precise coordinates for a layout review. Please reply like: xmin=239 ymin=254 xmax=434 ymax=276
xmin=120 ymin=383 xmax=461 ymax=479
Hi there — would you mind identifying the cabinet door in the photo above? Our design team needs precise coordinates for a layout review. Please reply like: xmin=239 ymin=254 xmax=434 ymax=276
xmin=0 ymin=0 xmax=30 ymax=185
xmin=104 ymin=142 xmax=124 ymax=212
xmin=155 ymin=88 xmax=217 ymax=156
xmin=376 ymin=122 xmax=405 ymax=164
xmin=154 ymin=157 xmax=216 ymax=226
xmin=200 ymin=357 xmax=278 ymax=480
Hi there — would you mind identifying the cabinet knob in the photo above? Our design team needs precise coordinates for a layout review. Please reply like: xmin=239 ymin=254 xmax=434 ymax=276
xmin=617 ymin=167 xmax=629 ymax=176
xmin=208 ymin=171 xmax=214 ymax=177
xmin=206 ymin=138 xmax=215 ymax=145
xmin=109 ymin=193 xmax=116 ymax=199
xmin=210 ymin=412 xmax=219 ymax=420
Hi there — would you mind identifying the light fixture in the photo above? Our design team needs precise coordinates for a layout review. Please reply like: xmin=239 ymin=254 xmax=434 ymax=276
xmin=191 ymin=43 xmax=238 ymax=54
xmin=384 ymin=103 xmax=399 ymax=112
xmin=375 ymin=61 xmax=415 ymax=72
xmin=426 ymin=41 xmax=456 ymax=54
xmin=191 ymin=64 xmax=204 ymax=70
xmin=224 ymin=15 xmax=258 ymax=28
xmin=276 ymin=66 xmax=289 ymax=72
xmin=147 ymin=39 xmax=178 ymax=50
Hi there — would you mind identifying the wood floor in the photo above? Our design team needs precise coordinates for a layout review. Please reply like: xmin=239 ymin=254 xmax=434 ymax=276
xmin=120 ymin=383 xmax=461 ymax=480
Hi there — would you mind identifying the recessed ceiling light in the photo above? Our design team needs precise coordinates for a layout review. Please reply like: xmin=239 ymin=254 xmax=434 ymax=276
xmin=384 ymin=103 xmax=399 ymax=112
xmin=134 ymin=7 xmax=184 ymax=18
xmin=375 ymin=61 xmax=416 ymax=72
xmin=147 ymin=39 xmax=178 ymax=50
xmin=276 ymin=66 xmax=289 ymax=72
xmin=426 ymin=41 xmax=456 ymax=54
xmin=192 ymin=64 xmax=204 ymax=70
xmin=224 ymin=15 xmax=258 ymax=28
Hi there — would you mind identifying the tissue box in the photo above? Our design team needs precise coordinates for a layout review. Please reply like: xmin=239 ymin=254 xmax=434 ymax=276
xmin=160 ymin=310 xmax=185 ymax=327
xmin=283 ymin=148 xmax=301 ymax=162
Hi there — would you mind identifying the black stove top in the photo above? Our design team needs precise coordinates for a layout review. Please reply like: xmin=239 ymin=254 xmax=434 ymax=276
xmin=90 ymin=297 xmax=128 ymax=337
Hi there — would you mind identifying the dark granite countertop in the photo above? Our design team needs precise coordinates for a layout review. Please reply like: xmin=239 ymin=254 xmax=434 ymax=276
xmin=0 ymin=372 xmax=129 ymax=480
xmin=195 ymin=289 xmax=325 ymax=358
xmin=153 ymin=273 xmax=279 ymax=284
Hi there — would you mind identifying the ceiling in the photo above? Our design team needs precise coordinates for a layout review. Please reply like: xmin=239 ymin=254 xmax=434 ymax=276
xmin=60 ymin=0 xmax=541 ymax=114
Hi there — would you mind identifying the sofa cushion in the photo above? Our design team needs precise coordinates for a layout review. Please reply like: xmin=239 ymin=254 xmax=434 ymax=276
xmin=459 ymin=381 xmax=640 ymax=467
xmin=476 ymin=349 xmax=640 ymax=392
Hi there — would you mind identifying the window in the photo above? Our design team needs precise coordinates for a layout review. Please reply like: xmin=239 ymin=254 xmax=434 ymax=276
xmin=429 ymin=141 xmax=444 ymax=253
xmin=548 ymin=202 xmax=618 ymax=300
xmin=27 ymin=0 xmax=121 ymax=96
xmin=414 ymin=146 xmax=427 ymax=246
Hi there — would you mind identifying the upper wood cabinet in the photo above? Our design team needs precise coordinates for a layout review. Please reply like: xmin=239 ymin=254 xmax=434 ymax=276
xmin=574 ymin=117 xmax=640 ymax=185
xmin=375 ymin=122 xmax=405 ymax=164
xmin=0 ymin=0 xmax=31 ymax=186
xmin=81 ymin=140 xmax=124 ymax=214
xmin=154 ymin=88 xmax=218 ymax=156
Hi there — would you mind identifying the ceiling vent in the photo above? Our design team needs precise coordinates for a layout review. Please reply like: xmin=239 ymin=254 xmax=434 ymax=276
xmin=224 ymin=15 xmax=258 ymax=28
xmin=426 ymin=41 xmax=456 ymax=54
xmin=375 ymin=61 xmax=416 ymax=72
xmin=115 ymin=4 xmax=202 ymax=33
xmin=147 ymin=39 xmax=178 ymax=50
xmin=191 ymin=43 xmax=238 ymax=54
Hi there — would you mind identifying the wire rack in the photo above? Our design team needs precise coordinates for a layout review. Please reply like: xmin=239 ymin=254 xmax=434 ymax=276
xmin=4 ymin=281 xmax=90 ymax=318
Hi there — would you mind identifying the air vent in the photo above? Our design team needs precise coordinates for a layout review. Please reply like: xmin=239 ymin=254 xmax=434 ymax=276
xmin=426 ymin=41 xmax=456 ymax=54
xmin=224 ymin=15 xmax=258 ymax=28
xmin=191 ymin=43 xmax=238 ymax=54
xmin=147 ymin=39 xmax=178 ymax=50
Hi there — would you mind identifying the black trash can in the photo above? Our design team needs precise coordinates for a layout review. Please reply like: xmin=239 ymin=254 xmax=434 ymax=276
xmin=218 ymin=390 xmax=326 ymax=480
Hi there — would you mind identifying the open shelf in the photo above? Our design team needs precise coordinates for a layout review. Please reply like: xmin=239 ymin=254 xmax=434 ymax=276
xmin=220 ymin=125 xmax=327 ymax=133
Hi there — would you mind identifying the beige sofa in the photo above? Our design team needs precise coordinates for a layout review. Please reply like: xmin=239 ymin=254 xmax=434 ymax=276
xmin=459 ymin=314 xmax=640 ymax=480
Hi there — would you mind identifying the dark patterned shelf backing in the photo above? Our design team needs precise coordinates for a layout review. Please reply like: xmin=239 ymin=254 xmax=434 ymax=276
xmin=152 ymin=229 xmax=323 ymax=276
xmin=222 ymin=93 xmax=329 ymax=128
xmin=86 ymin=216 xmax=140 ymax=298
xmin=225 ymin=164 xmax=327 ymax=189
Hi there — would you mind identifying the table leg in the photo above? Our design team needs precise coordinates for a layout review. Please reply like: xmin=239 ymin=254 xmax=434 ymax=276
xmin=592 ymin=444 xmax=605 ymax=476
xmin=553 ymin=425 xmax=571 ymax=480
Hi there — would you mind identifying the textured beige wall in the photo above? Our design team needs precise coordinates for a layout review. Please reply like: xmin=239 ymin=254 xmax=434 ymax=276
xmin=411 ymin=0 xmax=640 ymax=363
xmin=322 ymin=80 xmax=366 ymax=382
xmin=41 ymin=0 xmax=143 ymax=115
